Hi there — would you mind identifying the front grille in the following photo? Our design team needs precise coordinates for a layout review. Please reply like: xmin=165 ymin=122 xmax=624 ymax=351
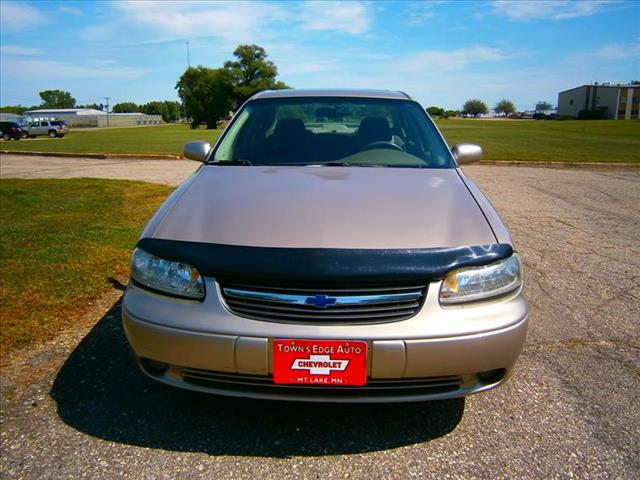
xmin=219 ymin=283 xmax=427 ymax=323
xmin=181 ymin=368 xmax=460 ymax=397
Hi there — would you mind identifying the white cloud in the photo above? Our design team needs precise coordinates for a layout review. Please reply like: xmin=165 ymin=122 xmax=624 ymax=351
xmin=404 ymin=1 xmax=448 ymax=26
xmin=0 ymin=45 xmax=43 ymax=56
xmin=58 ymin=5 xmax=83 ymax=16
xmin=593 ymin=43 xmax=640 ymax=60
xmin=79 ymin=24 xmax=113 ymax=41
xmin=490 ymin=0 xmax=614 ymax=21
xmin=394 ymin=46 xmax=506 ymax=74
xmin=1 ymin=58 xmax=143 ymax=80
xmin=90 ymin=59 xmax=118 ymax=67
xmin=114 ymin=1 xmax=373 ymax=41
xmin=297 ymin=1 xmax=372 ymax=35
xmin=0 ymin=1 xmax=47 ymax=32
xmin=115 ymin=1 xmax=287 ymax=43
xmin=265 ymin=43 xmax=344 ymax=76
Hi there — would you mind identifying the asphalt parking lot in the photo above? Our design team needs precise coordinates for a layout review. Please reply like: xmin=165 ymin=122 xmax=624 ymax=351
xmin=1 ymin=154 xmax=639 ymax=479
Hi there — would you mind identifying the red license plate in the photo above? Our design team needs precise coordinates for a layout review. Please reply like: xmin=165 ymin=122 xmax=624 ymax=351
xmin=273 ymin=339 xmax=367 ymax=386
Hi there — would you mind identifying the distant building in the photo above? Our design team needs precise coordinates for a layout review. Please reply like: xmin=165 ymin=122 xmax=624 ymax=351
xmin=24 ymin=108 xmax=106 ymax=118
xmin=0 ymin=113 xmax=23 ymax=123
xmin=21 ymin=108 xmax=163 ymax=127
xmin=534 ymin=101 xmax=557 ymax=116
xmin=557 ymin=84 xmax=639 ymax=119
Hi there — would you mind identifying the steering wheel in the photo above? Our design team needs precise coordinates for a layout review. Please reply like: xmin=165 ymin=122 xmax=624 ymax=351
xmin=360 ymin=141 xmax=403 ymax=152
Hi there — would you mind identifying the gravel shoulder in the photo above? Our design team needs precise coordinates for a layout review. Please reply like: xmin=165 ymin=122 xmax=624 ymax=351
xmin=1 ymin=154 xmax=639 ymax=479
xmin=0 ymin=153 xmax=199 ymax=185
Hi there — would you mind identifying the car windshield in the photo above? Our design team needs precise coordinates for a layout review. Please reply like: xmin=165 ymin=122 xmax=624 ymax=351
xmin=211 ymin=97 xmax=454 ymax=168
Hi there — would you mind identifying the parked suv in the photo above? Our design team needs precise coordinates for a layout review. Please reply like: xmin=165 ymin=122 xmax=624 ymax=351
xmin=123 ymin=89 xmax=529 ymax=403
xmin=25 ymin=120 xmax=68 ymax=138
xmin=0 ymin=121 xmax=23 ymax=140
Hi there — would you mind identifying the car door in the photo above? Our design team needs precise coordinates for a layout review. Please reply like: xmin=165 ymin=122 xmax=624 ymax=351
xmin=29 ymin=121 xmax=42 ymax=135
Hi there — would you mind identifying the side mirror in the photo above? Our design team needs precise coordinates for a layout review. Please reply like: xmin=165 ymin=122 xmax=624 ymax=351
xmin=183 ymin=141 xmax=211 ymax=162
xmin=451 ymin=143 xmax=483 ymax=165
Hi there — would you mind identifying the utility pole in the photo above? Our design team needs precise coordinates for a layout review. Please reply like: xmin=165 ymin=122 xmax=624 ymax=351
xmin=104 ymin=97 xmax=111 ymax=127
xmin=186 ymin=41 xmax=191 ymax=68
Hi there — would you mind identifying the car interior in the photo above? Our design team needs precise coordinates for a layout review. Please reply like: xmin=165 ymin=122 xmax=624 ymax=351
xmin=224 ymin=101 xmax=449 ymax=167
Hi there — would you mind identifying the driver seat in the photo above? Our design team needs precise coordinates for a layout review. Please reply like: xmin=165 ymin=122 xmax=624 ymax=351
xmin=356 ymin=117 xmax=392 ymax=149
xmin=265 ymin=118 xmax=310 ymax=164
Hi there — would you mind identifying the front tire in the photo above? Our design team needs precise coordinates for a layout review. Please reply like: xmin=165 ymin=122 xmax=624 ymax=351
xmin=20 ymin=131 xmax=28 ymax=139
xmin=2 ymin=133 xmax=10 ymax=141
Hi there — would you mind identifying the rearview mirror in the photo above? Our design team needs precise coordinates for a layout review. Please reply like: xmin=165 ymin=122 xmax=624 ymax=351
xmin=451 ymin=144 xmax=483 ymax=165
xmin=183 ymin=141 xmax=211 ymax=162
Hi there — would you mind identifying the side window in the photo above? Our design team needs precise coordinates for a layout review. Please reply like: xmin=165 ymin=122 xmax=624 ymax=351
xmin=32 ymin=122 xmax=40 ymax=127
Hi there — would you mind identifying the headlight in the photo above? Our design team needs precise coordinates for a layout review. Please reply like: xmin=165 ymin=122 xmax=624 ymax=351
xmin=439 ymin=253 xmax=522 ymax=305
xmin=130 ymin=248 xmax=205 ymax=300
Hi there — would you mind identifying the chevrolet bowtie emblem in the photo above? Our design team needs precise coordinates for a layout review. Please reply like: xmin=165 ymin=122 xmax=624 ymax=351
xmin=305 ymin=294 xmax=337 ymax=308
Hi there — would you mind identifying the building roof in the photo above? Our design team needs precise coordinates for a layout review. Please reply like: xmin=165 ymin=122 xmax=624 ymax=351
xmin=558 ymin=84 xmax=637 ymax=94
xmin=251 ymin=89 xmax=413 ymax=101
xmin=24 ymin=108 xmax=106 ymax=115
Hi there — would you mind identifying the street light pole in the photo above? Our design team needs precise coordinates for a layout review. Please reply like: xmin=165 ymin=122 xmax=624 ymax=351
xmin=186 ymin=41 xmax=191 ymax=68
xmin=104 ymin=97 xmax=111 ymax=127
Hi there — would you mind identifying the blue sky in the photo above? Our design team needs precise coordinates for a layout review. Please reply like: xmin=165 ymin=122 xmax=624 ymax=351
xmin=1 ymin=0 xmax=639 ymax=111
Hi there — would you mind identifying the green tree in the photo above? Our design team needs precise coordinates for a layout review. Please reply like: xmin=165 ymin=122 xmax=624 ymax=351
xmin=535 ymin=101 xmax=553 ymax=111
xmin=176 ymin=66 xmax=235 ymax=129
xmin=39 ymin=90 xmax=76 ymax=108
xmin=426 ymin=106 xmax=445 ymax=117
xmin=495 ymin=99 xmax=515 ymax=117
xmin=161 ymin=101 xmax=180 ymax=122
xmin=462 ymin=98 xmax=488 ymax=117
xmin=223 ymin=44 xmax=289 ymax=106
xmin=140 ymin=101 xmax=178 ymax=122
xmin=141 ymin=101 xmax=164 ymax=116
xmin=0 ymin=105 xmax=27 ymax=114
xmin=77 ymin=103 xmax=104 ymax=110
xmin=112 ymin=102 xmax=139 ymax=113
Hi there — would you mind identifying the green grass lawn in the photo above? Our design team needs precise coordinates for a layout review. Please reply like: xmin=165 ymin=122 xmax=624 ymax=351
xmin=1 ymin=119 xmax=639 ymax=163
xmin=0 ymin=124 xmax=222 ymax=156
xmin=0 ymin=179 xmax=173 ymax=355
xmin=436 ymin=119 xmax=640 ymax=163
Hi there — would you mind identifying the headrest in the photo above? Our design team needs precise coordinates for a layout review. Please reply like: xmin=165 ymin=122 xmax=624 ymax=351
xmin=273 ymin=118 xmax=307 ymax=138
xmin=356 ymin=117 xmax=391 ymax=143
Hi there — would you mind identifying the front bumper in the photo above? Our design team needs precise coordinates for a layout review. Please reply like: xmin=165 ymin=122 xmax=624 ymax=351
xmin=122 ymin=278 xmax=529 ymax=403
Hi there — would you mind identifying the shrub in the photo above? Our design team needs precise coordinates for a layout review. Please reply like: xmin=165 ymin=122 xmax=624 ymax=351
xmin=577 ymin=109 xmax=605 ymax=120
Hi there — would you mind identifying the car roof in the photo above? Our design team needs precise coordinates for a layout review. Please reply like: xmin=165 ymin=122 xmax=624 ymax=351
xmin=250 ymin=89 xmax=413 ymax=101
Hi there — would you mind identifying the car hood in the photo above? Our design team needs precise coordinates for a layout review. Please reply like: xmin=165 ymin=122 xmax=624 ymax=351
xmin=148 ymin=166 xmax=496 ymax=249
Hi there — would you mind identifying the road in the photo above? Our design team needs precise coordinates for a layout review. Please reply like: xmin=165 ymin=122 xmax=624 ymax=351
xmin=1 ymin=154 xmax=639 ymax=479
xmin=0 ymin=153 xmax=197 ymax=185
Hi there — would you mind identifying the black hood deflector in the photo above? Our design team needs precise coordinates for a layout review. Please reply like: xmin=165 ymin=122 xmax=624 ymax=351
xmin=136 ymin=238 xmax=513 ymax=285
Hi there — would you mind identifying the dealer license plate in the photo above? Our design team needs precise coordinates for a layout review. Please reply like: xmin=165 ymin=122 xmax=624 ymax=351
xmin=273 ymin=339 xmax=367 ymax=386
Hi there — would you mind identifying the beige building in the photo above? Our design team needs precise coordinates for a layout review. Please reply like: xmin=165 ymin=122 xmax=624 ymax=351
xmin=557 ymin=84 xmax=639 ymax=120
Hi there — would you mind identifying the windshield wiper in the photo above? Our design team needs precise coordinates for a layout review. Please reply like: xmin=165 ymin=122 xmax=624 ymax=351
xmin=323 ymin=161 xmax=350 ymax=166
xmin=213 ymin=159 xmax=253 ymax=166
xmin=323 ymin=161 xmax=386 ymax=167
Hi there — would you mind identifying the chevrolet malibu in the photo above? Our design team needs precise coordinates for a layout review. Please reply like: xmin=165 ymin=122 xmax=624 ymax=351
xmin=123 ymin=89 xmax=528 ymax=402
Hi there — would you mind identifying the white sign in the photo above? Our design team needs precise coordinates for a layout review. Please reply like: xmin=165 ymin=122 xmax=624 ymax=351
xmin=290 ymin=354 xmax=350 ymax=375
